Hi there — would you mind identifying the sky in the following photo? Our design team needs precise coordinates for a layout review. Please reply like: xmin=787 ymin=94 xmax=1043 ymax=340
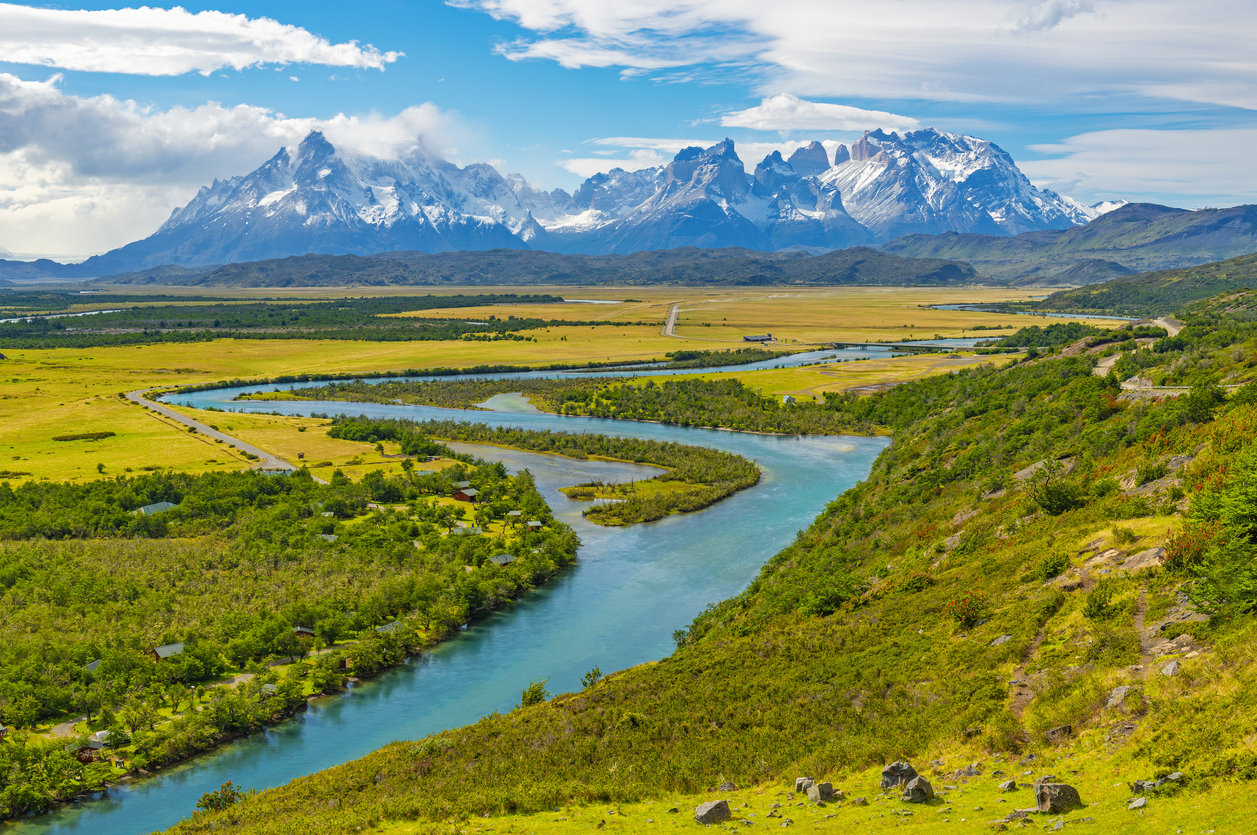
xmin=0 ymin=0 xmax=1255 ymax=258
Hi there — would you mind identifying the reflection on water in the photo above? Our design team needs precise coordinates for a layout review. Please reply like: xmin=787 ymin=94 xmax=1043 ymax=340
xmin=15 ymin=394 xmax=886 ymax=835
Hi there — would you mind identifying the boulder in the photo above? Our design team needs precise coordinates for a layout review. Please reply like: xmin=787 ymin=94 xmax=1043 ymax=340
xmin=1044 ymin=724 xmax=1073 ymax=744
xmin=1034 ymin=783 xmax=1083 ymax=814
xmin=1128 ymin=797 xmax=1147 ymax=810
xmin=902 ymin=776 xmax=935 ymax=804
xmin=850 ymin=797 xmax=868 ymax=806
xmin=999 ymin=780 xmax=1017 ymax=792
xmin=806 ymin=782 xmax=834 ymax=804
xmin=881 ymin=761 xmax=918 ymax=789
xmin=695 ymin=800 xmax=731 ymax=825
xmin=954 ymin=762 xmax=983 ymax=778
xmin=1119 ymin=547 xmax=1165 ymax=574
xmin=1160 ymin=660 xmax=1181 ymax=677
xmin=991 ymin=635 xmax=1012 ymax=647
xmin=794 ymin=777 xmax=814 ymax=793
xmin=1106 ymin=685 xmax=1138 ymax=709
xmin=718 ymin=781 xmax=737 ymax=792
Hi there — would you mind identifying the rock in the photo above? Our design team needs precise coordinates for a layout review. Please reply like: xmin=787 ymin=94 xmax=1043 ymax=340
xmin=902 ymin=776 xmax=935 ymax=804
xmin=1131 ymin=780 xmax=1159 ymax=794
xmin=1005 ymin=809 xmax=1029 ymax=821
xmin=850 ymin=797 xmax=868 ymax=806
xmin=1052 ymin=821 xmax=1065 ymax=831
xmin=806 ymin=782 xmax=834 ymax=804
xmin=1045 ymin=724 xmax=1073 ymax=744
xmin=881 ymin=761 xmax=918 ymax=789
xmin=1163 ymin=772 xmax=1183 ymax=784
xmin=1018 ymin=754 xmax=1037 ymax=766
xmin=1034 ymin=775 xmax=1059 ymax=784
xmin=1128 ymin=797 xmax=1147 ymax=810
xmin=718 ymin=782 xmax=737 ymax=792
xmin=794 ymin=777 xmax=813 ymax=793
xmin=992 ymin=769 xmax=1005 ymax=778
xmin=1118 ymin=547 xmax=1165 ymax=574
xmin=695 ymin=800 xmax=731 ymax=825
xmin=1160 ymin=660 xmax=1181 ymax=677
xmin=999 ymin=780 xmax=1017 ymax=792
xmin=954 ymin=762 xmax=983 ymax=778
xmin=1106 ymin=685 xmax=1138 ymax=709
xmin=991 ymin=635 xmax=1012 ymax=647
xmin=1034 ymin=783 xmax=1083 ymax=814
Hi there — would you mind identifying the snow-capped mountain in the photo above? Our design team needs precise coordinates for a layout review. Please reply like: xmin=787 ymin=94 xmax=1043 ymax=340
xmin=816 ymin=129 xmax=1093 ymax=240
xmin=71 ymin=126 xmax=1109 ymax=273
xmin=81 ymin=131 xmax=544 ymax=272
xmin=0 ymin=243 xmax=11 ymax=259
xmin=520 ymin=129 xmax=1091 ymax=252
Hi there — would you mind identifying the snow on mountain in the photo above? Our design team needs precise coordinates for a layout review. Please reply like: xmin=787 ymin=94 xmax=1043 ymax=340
xmin=818 ymin=129 xmax=1093 ymax=240
xmin=85 ymin=131 xmax=542 ymax=272
xmin=0 ymin=243 xmax=11 ymax=259
xmin=77 ymin=125 xmax=1114 ymax=272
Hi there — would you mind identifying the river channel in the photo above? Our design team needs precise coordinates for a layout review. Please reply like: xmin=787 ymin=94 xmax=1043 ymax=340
xmin=15 ymin=374 xmax=891 ymax=835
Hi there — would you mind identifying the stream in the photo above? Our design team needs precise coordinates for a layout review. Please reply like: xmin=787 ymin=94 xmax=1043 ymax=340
xmin=14 ymin=372 xmax=893 ymax=835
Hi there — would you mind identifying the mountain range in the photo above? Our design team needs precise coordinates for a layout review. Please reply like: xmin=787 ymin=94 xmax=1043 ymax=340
xmin=883 ymin=202 xmax=1257 ymax=283
xmin=0 ymin=128 xmax=1116 ymax=278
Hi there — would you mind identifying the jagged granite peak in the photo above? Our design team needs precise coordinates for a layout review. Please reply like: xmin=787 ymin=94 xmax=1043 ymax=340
xmin=80 ymin=130 xmax=542 ymax=273
xmin=754 ymin=151 xmax=797 ymax=194
xmin=819 ymin=128 xmax=1095 ymax=240
xmin=787 ymin=141 xmax=831 ymax=178
xmin=46 ymin=125 xmax=1116 ymax=276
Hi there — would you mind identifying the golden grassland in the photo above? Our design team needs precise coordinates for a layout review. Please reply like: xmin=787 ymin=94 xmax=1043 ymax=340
xmin=645 ymin=352 xmax=1020 ymax=401
xmin=387 ymin=287 xmax=1118 ymax=345
xmin=0 ymin=286 xmax=1087 ymax=484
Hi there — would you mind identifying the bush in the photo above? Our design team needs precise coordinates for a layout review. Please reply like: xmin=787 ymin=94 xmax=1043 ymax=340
xmin=1091 ymin=477 xmax=1119 ymax=498
xmin=1112 ymin=525 xmax=1139 ymax=545
xmin=197 ymin=781 xmax=244 ymax=813
xmin=942 ymin=592 xmax=990 ymax=628
xmin=1038 ymin=552 xmax=1071 ymax=581
xmin=1083 ymin=580 xmax=1116 ymax=620
xmin=1137 ymin=460 xmax=1170 ymax=485
xmin=518 ymin=678 xmax=550 ymax=708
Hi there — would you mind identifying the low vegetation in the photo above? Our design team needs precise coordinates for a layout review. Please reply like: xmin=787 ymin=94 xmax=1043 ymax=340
xmin=329 ymin=417 xmax=761 ymax=526
xmin=0 ymin=439 xmax=579 ymax=819
xmin=169 ymin=289 xmax=1257 ymax=835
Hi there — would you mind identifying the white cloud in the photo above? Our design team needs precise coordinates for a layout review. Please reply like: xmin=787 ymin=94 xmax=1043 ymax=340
xmin=453 ymin=0 xmax=1257 ymax=111
xmin=721 ymin=94 xmax=920 ymax=133
xmin=0 ymin=73 xmax=460 ymax=256
xmin=1022 ymin=127 xmax=1257 ymax=207
xmin=0 ymin=3 xmax=401 ymax=76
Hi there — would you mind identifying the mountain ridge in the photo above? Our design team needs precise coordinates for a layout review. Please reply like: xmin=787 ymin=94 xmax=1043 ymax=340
xmin=0 ymin=128 xmax=1111 ymax=278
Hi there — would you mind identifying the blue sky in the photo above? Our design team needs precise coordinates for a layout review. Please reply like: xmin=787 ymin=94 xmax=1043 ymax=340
xmin=0 ymin=0 xmax=1255 ymax=257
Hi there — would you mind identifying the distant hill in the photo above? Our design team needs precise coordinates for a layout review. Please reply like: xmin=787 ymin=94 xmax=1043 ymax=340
xmin=95 ymin=246 xmax=982 ymax=288
xmin=883 ymin=203 xmax=1257 ymax=283
xmin=1034 ymin=250 xmax=1257 ymax=314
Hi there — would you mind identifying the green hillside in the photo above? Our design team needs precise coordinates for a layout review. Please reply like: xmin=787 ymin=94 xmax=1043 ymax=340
xmin=1034 ymin=251 xmax=1257 ymax=315
xmin=884 ymin=203 xmax=1257 ymax=282
xmin=167 ymin=291 xmax=1257 ymax=834
xmin=92 ymin=246 xmax=980 ymax=288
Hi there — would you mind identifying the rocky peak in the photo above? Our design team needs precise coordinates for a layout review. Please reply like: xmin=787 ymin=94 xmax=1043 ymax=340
xmin=850 ymin=132 xmax=884 ymax=163
xmin=663 ymin=139 xmax=749 ymax=203
xmin=787 ymin=141 xmax=831 ymax=177
xmin=754 ymin=151 xmax=797 ymax=193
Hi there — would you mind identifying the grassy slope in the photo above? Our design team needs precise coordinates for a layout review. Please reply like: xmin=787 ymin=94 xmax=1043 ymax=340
xmin=1035 ymin=251 xmax=1257 ymax=315
xmin=167 ymin=296 xmax=1257 ymax=835
xmin=883 ymin=203 xmax=1257 ymax=281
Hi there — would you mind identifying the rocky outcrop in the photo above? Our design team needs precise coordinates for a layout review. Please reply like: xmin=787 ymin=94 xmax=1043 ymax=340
xmin=1034 ymin=783 xmax=1083 ymax=813
xmin=694 ymin=800 xmax=731 ymax=824
xmin=881 ymin=761 xmax=918 ymax=789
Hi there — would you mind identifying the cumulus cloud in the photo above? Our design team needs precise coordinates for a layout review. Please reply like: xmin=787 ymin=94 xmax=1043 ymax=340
xmin=1021 ymin=127 xmax=1257 ymax=207
xmin=0 ymin=73 xmax=458 ymax=256
xmin=721 ymin=94 xmax=920 ymax=134
xmin=453 ymin=0 xmax=1257 ymax=110
xmin=0 ymin=3 xmax=401 ymax=76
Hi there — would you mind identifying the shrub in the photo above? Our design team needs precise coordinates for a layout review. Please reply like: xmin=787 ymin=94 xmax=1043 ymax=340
xmin=1038 ymin=552 xmax=1071 ymax=581
xmin=1137 ymin=460 xmax=1170 ymax=485
xmin=1164 ymin=521 xmax=1222 ymax=571
xmin=518 ymin=678 xmax=550 ymax=708
xmin=1083 ymin=580 xmax=1116 ymax=620
xmin=1091 ymin=477 xmax=1119 ymax=498
xmin=1112 ymin=525 xmax=1139 ymax=545
xmin=197 ymin=781 xmax=244 ymax=813
xmin=942 ymin=592 xmax=990 ymax=628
